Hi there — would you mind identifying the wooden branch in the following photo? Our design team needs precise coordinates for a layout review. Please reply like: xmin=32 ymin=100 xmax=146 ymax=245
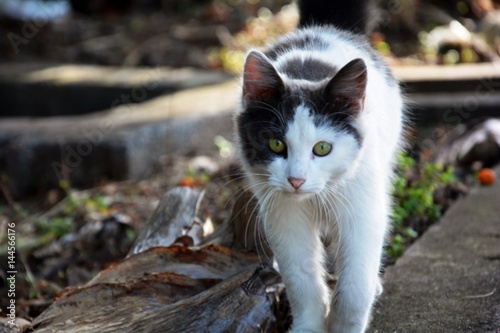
xmin=128 ymin=187 xmax=202 ymax=256
xmin=29 ymin=264 xmax=280 ymax=333
xmin=24 ymin=187 xmax=286 ymax=332
xmin=90 ymin=245 xmax=261 ymax=285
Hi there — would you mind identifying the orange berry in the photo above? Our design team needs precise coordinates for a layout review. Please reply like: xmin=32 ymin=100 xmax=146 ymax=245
xmin=478 ymin=168 xmax=496 ymax=186
xmin=179 ymin=176 xmax=196 ymax=188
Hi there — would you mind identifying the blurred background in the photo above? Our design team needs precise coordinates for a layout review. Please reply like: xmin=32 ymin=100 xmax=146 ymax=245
xmin=1 ymin=0 xmax=499 ymax=68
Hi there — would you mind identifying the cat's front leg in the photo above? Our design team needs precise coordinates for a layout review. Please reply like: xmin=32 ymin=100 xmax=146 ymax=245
xmin=264 ymin=206 xmax=330 ymax=333
xmin=327 ymin=210 xmax=387 ymax=333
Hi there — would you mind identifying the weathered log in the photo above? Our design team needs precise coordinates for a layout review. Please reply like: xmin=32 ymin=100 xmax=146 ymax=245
xmin=128 ymin=187 xmax=202 ymax=256
xmin=29 ymin=264 xmax=280 ymax=333
xmin=90 ymin=245 xmax=261 ymax=284
xmin=24 ymin=187 xmax=286 ymax=333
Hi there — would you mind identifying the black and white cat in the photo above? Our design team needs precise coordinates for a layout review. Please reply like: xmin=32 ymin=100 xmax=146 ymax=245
xmin=235 ymin=1 xmax=405 ymax=332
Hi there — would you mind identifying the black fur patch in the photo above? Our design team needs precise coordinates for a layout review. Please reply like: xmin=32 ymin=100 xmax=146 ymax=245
xmin=265 ymin=28 xmax=395 ymax=85
xmin=237 ymin=90 xmax=298 ymax=166
xmin=279 ymin=57 xmax=337 ymax=82
xmin=237 ymin=83 xmax=363 ymax=167
xmin=298 ymin=86 xmax=363 ymax=146
xmin=265 ymin=34 xmax=329 ymax=61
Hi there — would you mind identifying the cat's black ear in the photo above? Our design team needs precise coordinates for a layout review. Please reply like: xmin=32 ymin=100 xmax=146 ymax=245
xmin=242 ymin=51 xmax=283 ymax=105
xmin=324 ymin=58 xmax=367 ymax=116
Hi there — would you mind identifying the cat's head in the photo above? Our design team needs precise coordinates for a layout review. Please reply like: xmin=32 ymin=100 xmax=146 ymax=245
xmin=236 ymin=51 xmax=367 ymax=200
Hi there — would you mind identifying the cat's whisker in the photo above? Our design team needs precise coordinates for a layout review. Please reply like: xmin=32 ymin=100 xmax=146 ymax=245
xmin=325 ymin=185 xmax=355 ymax=224
xmin=320 ymin=190 xmax=339 ymax=224
xmin=314 ymin=193 xmax=336 ymax=272
xmin=257 ymin=189 xmax=277 ymax=263
xmin=251 ymin=101 xmax=287 ymax=127
xmin=312 ymin=195 xmax=322 ymax=225
xmin=221 ymin=180 xmax=267 ymax=212
xmin=253 ymin=188 xmax=279 ymax=261
xmin=326 ymin=194 xmax=343 ymax=242
xmin=238 ymin=185 xmax=269 ymax=252
xmin=210 ymin=173 xmax=271 ymax=201
xmin=319 ymin=190 xmax=345 ymax=260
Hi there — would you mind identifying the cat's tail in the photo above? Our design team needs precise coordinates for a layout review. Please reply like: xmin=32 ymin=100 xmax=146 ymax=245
xmin=297 ymin=0 xmax=378 ymax=34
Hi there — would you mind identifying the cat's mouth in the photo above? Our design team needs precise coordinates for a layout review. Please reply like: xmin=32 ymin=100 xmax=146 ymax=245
xmin=283 ymin=188 xmax=314 ymax=200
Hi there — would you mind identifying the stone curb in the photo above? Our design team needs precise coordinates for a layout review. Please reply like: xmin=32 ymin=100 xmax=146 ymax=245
xmin=369 ymin=165 xmax=500 ymax=333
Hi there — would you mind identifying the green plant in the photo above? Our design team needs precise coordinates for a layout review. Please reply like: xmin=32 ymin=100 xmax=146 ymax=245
xmin=34 ymin=181 xmax=110 ymax=241
xmin=12 ymin=202 xmax=29 ymax=219
xmin=387 ymin=153 xmax=457 ymax=261
xmin=59 ymin=180 xmax=108 ymax=216
xmin=34 ymin=216 xmax=73 ymax=240
xmin=214 ymin=135 xmax=234 ymax=158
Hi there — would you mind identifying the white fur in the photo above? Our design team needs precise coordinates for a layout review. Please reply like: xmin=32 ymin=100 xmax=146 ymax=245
xmin=238 ymin=26 xmax=404 ymax=333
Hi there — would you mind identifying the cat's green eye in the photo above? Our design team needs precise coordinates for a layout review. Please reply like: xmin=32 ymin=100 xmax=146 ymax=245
xmin=269 ymin=138 xmax=286 ymax=154
xmin=313 ymin=141 xmax=332 ymax=156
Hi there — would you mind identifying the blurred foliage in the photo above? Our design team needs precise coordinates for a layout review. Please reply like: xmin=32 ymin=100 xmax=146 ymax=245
xmin=387 ymin=153 xmax=458 ymax=261
xmin=1 ymin=0 xmax=498 ymax=67
xmin=210 ymin=3 xmax=297 ymax=73
xmin=35 ymin=216 xmax=73 ymax=240
xmin=59 ymin=180 xmax=108 ymax=216
xmin=33 ymin=180 xmax=110 ymax=243
xmin=213 ymin=0 xmax=500 ymax=70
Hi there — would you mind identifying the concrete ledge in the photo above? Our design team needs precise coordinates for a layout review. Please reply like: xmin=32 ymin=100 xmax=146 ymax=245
xmin=0 ymin=80 xmax=239 ymax=198
xmin=393 ymin=63 xmax=500 ymax=84
xmin=408 ymin=92 xmax=500 ymax=124
xmin=0 ymin=63 xmax=232 ymax=117
xmin=393 ymin=63 xmax=500 ymax=125
xmin=369 ymin=165 xmax=500 ymax=333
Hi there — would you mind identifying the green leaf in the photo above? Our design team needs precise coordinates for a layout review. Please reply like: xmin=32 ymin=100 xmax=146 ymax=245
xmin=389 ymin=152 xmax=458 ymax=259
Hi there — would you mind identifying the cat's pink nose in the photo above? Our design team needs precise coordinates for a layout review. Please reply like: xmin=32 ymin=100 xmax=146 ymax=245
xmin=288 ymin=177 xmax=305 ymax=189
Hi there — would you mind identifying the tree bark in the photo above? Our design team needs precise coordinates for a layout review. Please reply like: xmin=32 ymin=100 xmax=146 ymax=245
xmin=24 ymin=187 xmax=285 ymax=333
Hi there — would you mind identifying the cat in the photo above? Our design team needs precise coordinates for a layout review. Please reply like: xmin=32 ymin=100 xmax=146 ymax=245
xmin=235 ymin=0 xmax=405 ymax=332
